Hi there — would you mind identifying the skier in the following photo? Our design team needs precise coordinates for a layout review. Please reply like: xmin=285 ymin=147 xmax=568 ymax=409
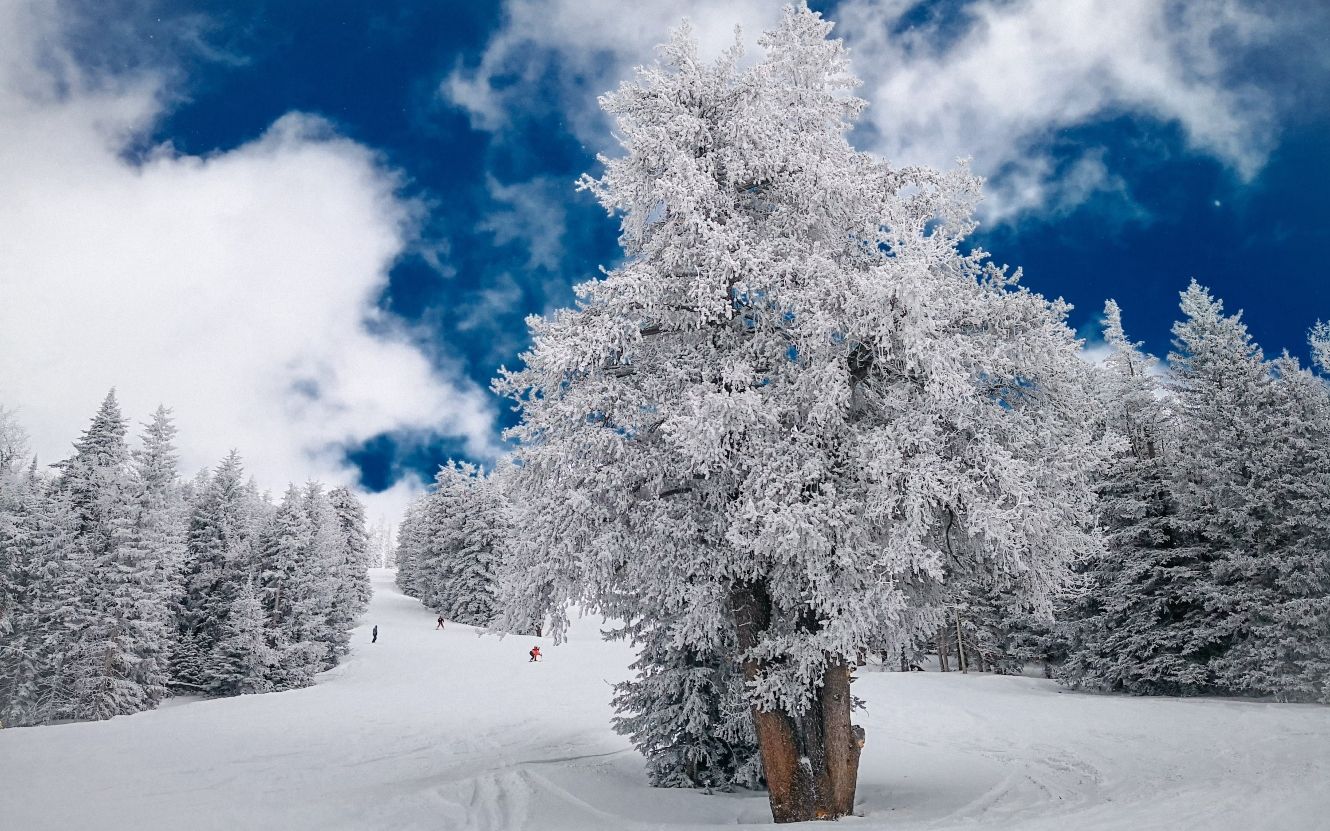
xmin=372 ymin=625 xmax=378 ymax=644
xmin=436 ymin=615 xmax=445 ymax=630
xmin=529 ymin=646 xmax=542 ymax=662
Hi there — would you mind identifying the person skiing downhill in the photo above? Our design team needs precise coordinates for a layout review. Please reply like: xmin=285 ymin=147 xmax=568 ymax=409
xmin=529 ymin=646 xmax=542 ymax=662
xmin=372 ymin=625 xmax=378 ymax=643
xmin=436 ymin=615 xmax=445 ymax=630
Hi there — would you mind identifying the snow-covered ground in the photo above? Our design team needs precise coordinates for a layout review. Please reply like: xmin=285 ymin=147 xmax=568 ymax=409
xmin=3 ymin=569 xmax=1327 ymax=830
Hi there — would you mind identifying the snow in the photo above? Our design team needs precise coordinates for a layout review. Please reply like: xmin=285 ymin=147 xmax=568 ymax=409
xmin=3 ymin=570 xmax=1327 ymax=830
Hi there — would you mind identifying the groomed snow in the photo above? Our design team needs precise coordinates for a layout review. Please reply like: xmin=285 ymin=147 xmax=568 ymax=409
xmin=3 ymin=570 xmax=1327 ymax=830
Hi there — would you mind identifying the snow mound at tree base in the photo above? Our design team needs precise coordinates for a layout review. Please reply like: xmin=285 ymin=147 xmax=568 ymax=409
xmin=3 ymin=570 xmax=1327 ymax=830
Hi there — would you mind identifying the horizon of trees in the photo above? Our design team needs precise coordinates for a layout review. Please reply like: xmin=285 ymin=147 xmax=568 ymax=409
xmin=0 ymin=391 xmax=372 ymax=727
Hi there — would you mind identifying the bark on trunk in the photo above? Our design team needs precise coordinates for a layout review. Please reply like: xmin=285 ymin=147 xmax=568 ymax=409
xmin=730 ymin=582 xmax=864 ymax=823
xmin=954 ymin=609 xmax=968 ymax=674
xmin=937 ymin=626 xmax=950 ymax=673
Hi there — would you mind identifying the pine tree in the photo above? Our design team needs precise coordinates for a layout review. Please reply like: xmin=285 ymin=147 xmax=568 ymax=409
xmin=416 ymin=463 xmax=504 ymax=627
xmin=495 ymin=10 xmax=1104 ymax=821
xmin=1168 ymin=282 xmax=1277 ymax=692
xmin=1310 ymin=320 xmax=1330 ymax=374
xmin=327 ymin=487 xmax=372 ymax=646
xmin=394 ymin=499 xmax=428 ymax=598
xmin=300 ymin=483 xmax=341 ymax=671
xmin=177 ymin=451 xmax=257 ymax=694
xmin=48 ymin=391 xmax=176 ymax=720
xmin=211 ymin=579 xmax=275 ymax=696
xmin=1059 ymin=300 xmax=1211 ymax=694
xmin=0 ymin=405 xmax=30 ymax=643
xmin=610 ymin=612 xmax=761 ymax=790
xmin=1209 ymin=355 xmax=1330 ymax=700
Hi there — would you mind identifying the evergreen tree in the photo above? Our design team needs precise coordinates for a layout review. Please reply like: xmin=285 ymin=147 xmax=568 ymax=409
xmin=421 ymin=463 xmax=503 ymax=627
xmin=327 ymin=487 xmax=372 ymax=645
xmin=495 ymin=10 xmax=1104 ymax=820
xmin=177 ymin=451 xmax=256 ymax=694
xmin=50 ymin=391 xmax=174 ymax=719
xmin=1209 ymin=355 xmax=1330 ymax=700
xmin=1167 ymin=282 xmax=1277 ymax=692
xmin=301 ymin=483 xmax=341 ymax=671
xmin=211 ymin=579 xmax=275 ymax=696
xmin=0 ymin=405 xmax=31 ymax=642
xmin=1310 ymin=320 xmax=1329 ymax=374
xmin=1059 ymin=300 xmax=1210 ymax=694
xmin=394 ymin=499 xmax=428 ymax=598
xmin=610 ymin=612 xmax=761 ymax=790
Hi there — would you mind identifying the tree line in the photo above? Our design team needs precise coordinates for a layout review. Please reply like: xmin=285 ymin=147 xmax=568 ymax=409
xmin=0 ymin=391 xmax=372 ymax=727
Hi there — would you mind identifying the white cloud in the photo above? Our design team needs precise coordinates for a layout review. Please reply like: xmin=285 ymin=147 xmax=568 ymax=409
xmin=838 ymin=0 xmax=1279 ymax=220
xmin=444 ymin=0 xmax=786 ymax=138
xmin=0 ymin=3 xmax=496 ymax=527
xmin=447 ymin=0 xmax=1285 ymax=222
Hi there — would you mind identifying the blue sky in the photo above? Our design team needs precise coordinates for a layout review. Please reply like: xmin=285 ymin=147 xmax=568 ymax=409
xmin=1 ymin=0 xmax=1328 ymax=520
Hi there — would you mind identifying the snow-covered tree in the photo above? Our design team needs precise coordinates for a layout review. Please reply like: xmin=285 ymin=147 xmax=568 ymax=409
xmin=48 ymin=391 xmax=176 ymax=720
xmin=424 ymin=463 xmax=504 ymax=626
xmin=176 ymin=451 xmax=258 ymax=693
xmin=610 ymin=612 xmax=761 ymax=790
xmin=0 ymin=405 xmax=31 ymax=641
xmin=394 ymin=499 xmax=426 ymax=598
xmin=395 ymin=463 xmax=510 ymax=628
xmin=299 ymin=483 xmax=342 ymax=670
xmin=1058 ymin=300 xmax=1208 ymax=694
xmin=367 ymin=515 xmax=394 ymax=568
xmin=495 ymin=9 xmax=1105 ymax=821
xmin=1166 ymin=282 xmax=1279 ymax=693
xmin=1310 ymin=320 xmax=1330 ymax=374
xmin=327 ymin=487 xmax=372 ymax=641
xmin=211 ymin=578 xmax=275 ymax=696
xmin=1209 ymin=354 xmax=1330 ymax=701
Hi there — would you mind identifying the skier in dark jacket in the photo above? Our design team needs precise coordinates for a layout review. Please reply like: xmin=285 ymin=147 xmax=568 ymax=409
xmin=372 ymin=625 xmax=378 ymax=643
xmin=436 ymin=615 xmax=445 ymax=630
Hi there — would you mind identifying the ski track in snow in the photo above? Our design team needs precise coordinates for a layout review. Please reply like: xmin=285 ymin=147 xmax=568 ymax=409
xmin=3 ymin=570 xmax=1328 ymax=830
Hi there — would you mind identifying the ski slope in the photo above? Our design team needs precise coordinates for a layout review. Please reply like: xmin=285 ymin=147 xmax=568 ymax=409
xmin=3 ymin=569 xmax=1328 ymax=830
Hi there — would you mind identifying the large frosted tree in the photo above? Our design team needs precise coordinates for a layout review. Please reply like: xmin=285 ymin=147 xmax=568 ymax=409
xmin=496 ymin=9 xmax=1104 ymax=822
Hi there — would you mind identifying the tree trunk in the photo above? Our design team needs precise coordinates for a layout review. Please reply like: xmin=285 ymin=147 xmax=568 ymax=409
xmin=730 ymin=582 xmax=864 ymax=823
xmin=954 ymin=609 xmax=968 ymax=673
xmin=937 ymin=626 xmax=950 ymax=672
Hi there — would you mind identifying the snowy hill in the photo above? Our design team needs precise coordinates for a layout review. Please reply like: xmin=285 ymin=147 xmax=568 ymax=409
xmin=3 ymin=570 xmax=1328 ymax=830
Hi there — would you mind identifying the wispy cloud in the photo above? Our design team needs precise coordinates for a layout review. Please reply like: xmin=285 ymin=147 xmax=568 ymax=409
xmin=447 ymin=0 xmax=1296 ymax=223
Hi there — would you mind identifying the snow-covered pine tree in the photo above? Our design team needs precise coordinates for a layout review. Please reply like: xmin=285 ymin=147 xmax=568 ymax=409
xmin=327 ymin=487 xmax=372 ymax=643
xmin=256 ymin=484 xmax=309 ymax=688
xmin=367 ymin=515 xmax=394 ymax=568
xmin=610 ymin=611 xmax=762 ymax=790
xmin=176 ymin=450 xmax=258 ymax=694
xmin=1167 ymin=282 xmax=1277 ymax=693
xmin=393 ymin=498 xmax=427 ymax=598
xmin=420 ymin=462 xmax=503 ymax=627
xmin=1209 ymin=354 xmax=1330 ymax=701
xmin=50 ymin=391 xmax=175 ymax=720
xmin=111 ymin=405 xmax=185 ymax=708
xmin=211 ymin=578 xmax=275 ymax=696
xmin=495 ymin=9 xmax=1105 ymax=821
xmin=1058 ymin=299 xmax=1212 ymax=694
xmin=299 ymin=482 xmax=341 ymax=672
xmin=0 ymin=405 xmax=30 ymax=642
xmin=0 ymin=479 xmax=85 ymax=725
xmin=1310 ymin=321 xmax=1329 ymax=373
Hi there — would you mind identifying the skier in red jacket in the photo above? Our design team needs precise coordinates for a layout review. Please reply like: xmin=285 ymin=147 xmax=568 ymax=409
xmin=529 ymin=646 xmax=542 ymax=662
